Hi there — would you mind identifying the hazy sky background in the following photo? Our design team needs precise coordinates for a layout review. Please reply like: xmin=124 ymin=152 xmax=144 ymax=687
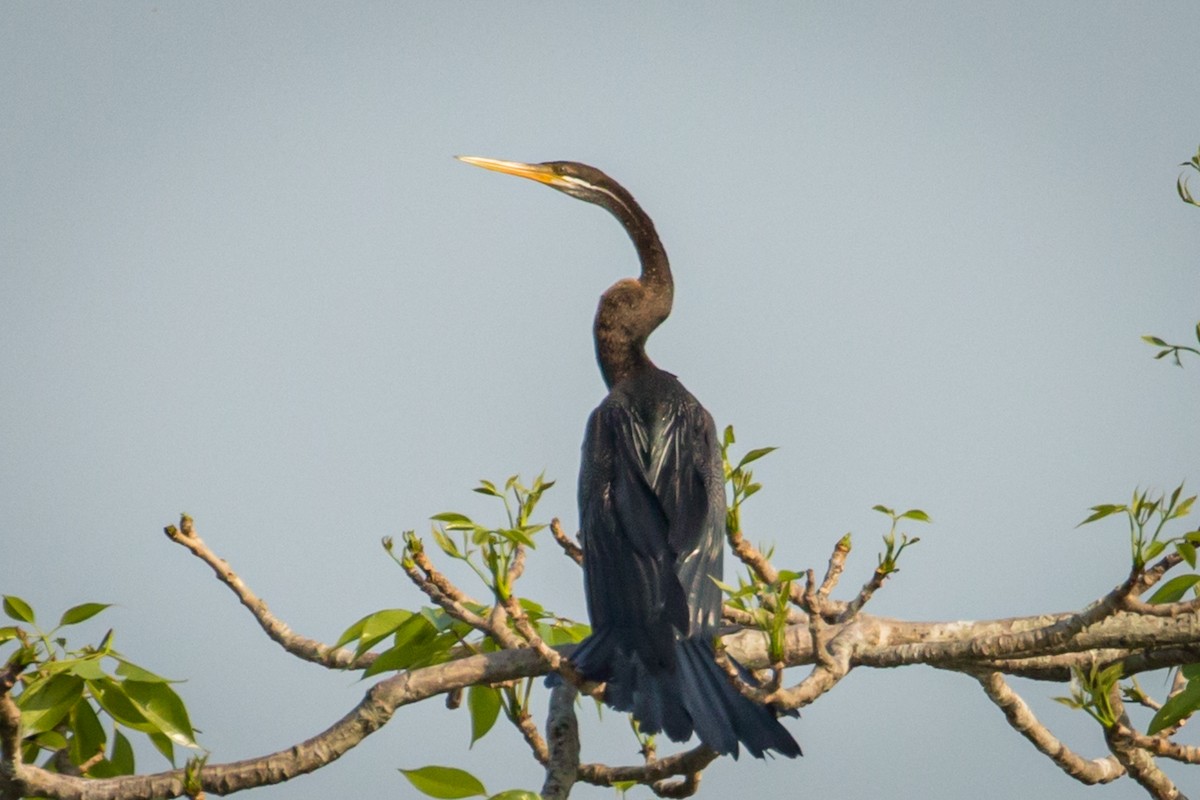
xmin=3 ymin=4 xmax=1199 ymax=798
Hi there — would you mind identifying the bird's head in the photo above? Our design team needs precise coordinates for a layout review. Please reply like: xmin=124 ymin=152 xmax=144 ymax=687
xmin=456 ymin=156 xmax=646 ymax=233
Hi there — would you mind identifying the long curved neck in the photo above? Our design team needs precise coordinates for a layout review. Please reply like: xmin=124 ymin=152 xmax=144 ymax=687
xmin=592 ymin=191 xmax=673 ymax=388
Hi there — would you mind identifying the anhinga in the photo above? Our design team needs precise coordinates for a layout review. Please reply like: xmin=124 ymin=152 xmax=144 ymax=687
xmin=458 ymin=156 xmax=800 ymax=759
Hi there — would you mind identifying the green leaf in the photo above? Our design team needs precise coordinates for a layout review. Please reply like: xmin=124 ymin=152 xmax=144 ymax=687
xmin=334 ymin=615 xmax=369 ymax=649
xmin=362 ymin=616 xmax=439 ymax=677
xmin=147 ymin=729 xmax=174 ymax=764
xmin=358 ymin=609 xmax=416 ymax=655
xmin=722 ymin=425 xmax=735 ymax=447
xmin=1144 ymin=540 xmax=1167 ymax=561
xmin=737 ymin=446 xmax=777 ymax=469
xmin=775 ymin=570 xmax=804 ymax=582
xmin=0 ymin=625 xmax=19 ymax=643
xmin=1172 ymin=495 xmax=1197 ymax=520
xmin=1148 ymin=678 xmax=1200 ymax=734
xmin=899 ymin=509 xmax=932 ymax=523
xmin=542 ymin=621 xmax=590 ymax=645
xmin=57 ymin=657 xmax=108 ymax=681
xmin=3 ymin=595 xmax=35 ymax=624
xmin=499 ymin=528 xmax=537 ymax=548
xmin=433 ymin=512 xmax=477 ymax=531
xmin=489 ymin=792 xmax=541 ymax=800
xmin=58 ymin=603 xmax=111 ymax=627
xmin=517 ymin=597 xmax=546 ymax=616
xmin=467 ymin=685 xmax=502 ymax=746
xmin=399 ymin=765 xmax=488 ymax=799
xmin=1177 ymin=541 xmax=1198 ymax=569
xmin=33 ymin=730 xmax=68 ymax=751
xmin=87 ymin=678 xmax=152 ymax=731
xmin=69 ymin=698 xmax=106 ymax=768
xmin=474 ymin=481 xmax=503 ymax=497
xmin=109 ymin=729 xmax=136 ymax=775
xmin=871 ymin=504 xmax=894 ymax=516
xmin=122 ymin=680 xmax=198 ymax=748
xmin=1077 ymin=504 xmax=1126 ymax=527
xmin=432 ymin=528 xmax=463 ymax=558
xmin=1148 ymin=574 xmax=1200 ymax=604
xmin=16 ymin=674 xmax=84 ymax=735
xmin=1142 ymin=335 xmax=1169 ymax=347
xmin=114 ymin=660 xmax=176 ymax=684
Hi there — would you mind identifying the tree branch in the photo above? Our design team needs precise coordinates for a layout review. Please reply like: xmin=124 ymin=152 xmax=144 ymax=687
xmin=549 ymin=518 xmax=583 ymax=566
xmin=164 ymin=516 xmax=371 ymax=670
xmin=130 ymin=520 xmax=1200 ymax=800
xmin=1104 ymin=687 xmax=1187 ymax=800
xmin=540 ymin=684 xmax=579 ymax=800
xmin=976 ymin=671 xmax=1123 ymax=784
xmin=7 ymin=648 xmax=548 ymax=800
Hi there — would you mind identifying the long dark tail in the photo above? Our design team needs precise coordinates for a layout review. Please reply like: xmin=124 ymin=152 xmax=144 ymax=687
xmin=570 ymin=632 xmax=801 ymax=759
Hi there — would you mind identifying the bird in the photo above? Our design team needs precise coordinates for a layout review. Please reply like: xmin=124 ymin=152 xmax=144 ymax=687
xmin=457 ymin=156 xmax=800 ymax=760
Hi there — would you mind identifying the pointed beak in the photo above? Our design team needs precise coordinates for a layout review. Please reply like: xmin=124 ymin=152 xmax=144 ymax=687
xmin=456 ymin=155 xmax=564 ymax=188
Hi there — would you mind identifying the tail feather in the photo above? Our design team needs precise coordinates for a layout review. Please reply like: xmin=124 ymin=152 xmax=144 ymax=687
xmin=569 ymin=632 xmax=800 ymax=759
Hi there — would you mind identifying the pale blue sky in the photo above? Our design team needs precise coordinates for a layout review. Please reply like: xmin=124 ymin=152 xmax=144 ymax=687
xmin=3 ymin=4 xmax=1198 ymax=798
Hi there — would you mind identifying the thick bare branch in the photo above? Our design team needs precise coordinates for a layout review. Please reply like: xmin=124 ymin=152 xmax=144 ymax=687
xmin=540 ymin=684 xmax=579 ymax=800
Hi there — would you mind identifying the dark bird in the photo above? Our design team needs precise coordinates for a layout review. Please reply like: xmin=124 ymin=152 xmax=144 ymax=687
xmin=458 ymin=156 xmax=800 ymax=759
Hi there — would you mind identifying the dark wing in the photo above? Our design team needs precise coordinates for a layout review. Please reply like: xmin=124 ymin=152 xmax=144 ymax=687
xmin=653 ymin=397 xmax=726 ymax=637
xmin=578 ymin=376 xmax=727 ymax=652
xmin=578 ymin=399 xmax=687 ymax=671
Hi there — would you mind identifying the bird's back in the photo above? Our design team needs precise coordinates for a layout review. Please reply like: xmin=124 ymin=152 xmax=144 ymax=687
xmin=579 ymin=367 xmax=725 ymax=642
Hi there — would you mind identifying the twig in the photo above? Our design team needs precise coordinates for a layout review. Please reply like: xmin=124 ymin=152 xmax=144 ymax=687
xmin=652 ymin=769 xmax=703 ymax=798
xmin=1118 ymin=727 xmax=1200 ymax=765
xmin=550 ymin=518 xmax=583 ymax=566
xmin=511 ymin=700 xmax=550 ymax=766
xmin=1122 ymin=595 xmax=1200 ymax=617
xmin=400 ymin=545 xmax=525 ymax=650
xmin=817 ymin=535 xmax=850 ymax=599
xmin=577 ymin=745 xmax=718 ymax=790
xmin=164 ymin=516 xmax=371 ymax=670
xmin=725 ymin=527 xmax=806 ymax=609
xmin=840 ymin=564 xmax=892 ymax=621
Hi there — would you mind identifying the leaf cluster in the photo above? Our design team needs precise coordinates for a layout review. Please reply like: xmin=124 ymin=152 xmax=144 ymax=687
xmin=717 ymin=570 xmax=801 ymax=664
xmin=719 ymin=425 xmax=776 ymax=535
xmin=430 ymin=473 xmax=555 ymax=600
xmin=1 ymin=596 xmax=199 ymax=778
xmin=338 ymin=475 xmax=585 ymax=797
xmin=336 ymin=605 xmax=477 ymax=678
xmin=870 ymin=505 xmax=929 ymax=576
xmin=1078 ymin=483 xmax=1200 ymax=570
xmin=1056 ymin=662 xmax=1124 ymax=728
xmin=1141 ymin=326 xmax=1200 ymax=367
